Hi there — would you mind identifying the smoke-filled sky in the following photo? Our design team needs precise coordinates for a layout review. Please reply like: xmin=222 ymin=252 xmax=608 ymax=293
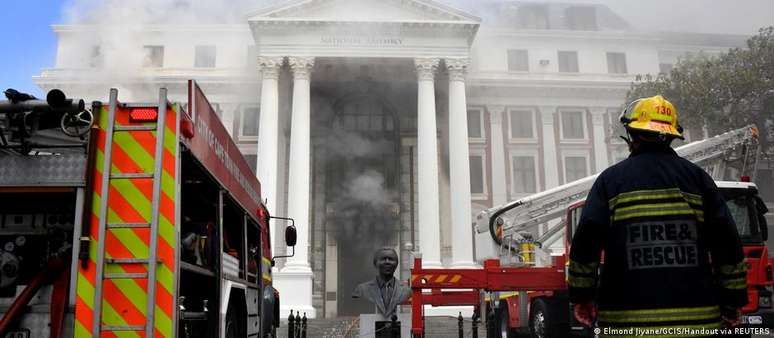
xmin=1 ymin=0 xmax=772 ymax=96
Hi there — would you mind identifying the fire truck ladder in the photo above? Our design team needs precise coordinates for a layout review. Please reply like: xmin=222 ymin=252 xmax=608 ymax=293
xmin=91 ymin=88 xmax=169 ymax=336
xmin=480 ymin=125 xmax=760 ymax=253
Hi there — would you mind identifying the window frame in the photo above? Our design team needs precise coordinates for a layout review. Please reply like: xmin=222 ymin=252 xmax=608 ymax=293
xmin=562 ymin=151 xmax=591 ymax=184
xmin=195 ymin=45 xmax=217 ymax=68
xmin=509 ymin=149 xmax=540 ymax=198
xmin=469 ymin=148 xmax=488 ymax=200
xmin=607 ymin=107 xmax=626 ymax=144
xmin=142 ymin=45 xmax=164 ymax=68
xmin=606 ymin=52 xmax=628 ymax=74
xmin=507 ymin=108 xmax=538 ymax=143
xmin=507 ymin=49 xmax=530 ymax=72
xmin=565 ymin=6 xmax=598 ymax=31
xmin=467 ymin=107 xmax=486 ymax=144
xmin=557 ymin=50 xmax=579 ymax=73
xmin=558 ymin=108 xmax=588 ymax=142
xmin=517 ymin=4 xmax=550 ymax=29
xmin=235 ymin=105 xmax=260 ymax=142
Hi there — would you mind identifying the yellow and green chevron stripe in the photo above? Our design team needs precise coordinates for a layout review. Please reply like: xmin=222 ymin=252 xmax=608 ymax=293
xmin=75 ymin=103 xmax=178 ymax=338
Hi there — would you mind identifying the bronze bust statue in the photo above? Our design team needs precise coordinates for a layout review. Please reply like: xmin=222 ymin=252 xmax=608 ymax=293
xmin=352 ymin=247 xmax=411 ymax=318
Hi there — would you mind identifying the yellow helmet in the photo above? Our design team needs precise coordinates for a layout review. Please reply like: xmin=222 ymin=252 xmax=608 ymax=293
xmin=620 ymin=95 xmax=683 ymax=139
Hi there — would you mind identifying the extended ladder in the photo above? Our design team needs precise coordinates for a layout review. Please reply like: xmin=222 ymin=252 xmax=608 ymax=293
xmin=91 ymin=88 xmax=169 ymax=336
xmin=477 ymin=125 xmax=760 ymax=255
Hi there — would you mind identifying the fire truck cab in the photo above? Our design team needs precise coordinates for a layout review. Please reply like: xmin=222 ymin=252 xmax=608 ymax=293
xmin=0 ymin=82 xmax=294 ymax=338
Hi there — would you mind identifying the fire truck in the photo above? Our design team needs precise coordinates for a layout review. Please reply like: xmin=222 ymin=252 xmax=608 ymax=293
xmin=409 ymin=125 xmax=770 ymax=337
xmin=0 ymin=81 xmax=295 ymax=338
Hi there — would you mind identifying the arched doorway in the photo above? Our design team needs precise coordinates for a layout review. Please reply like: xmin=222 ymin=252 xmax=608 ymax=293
xmin=324 ymin=93 xmax=401 ymax=316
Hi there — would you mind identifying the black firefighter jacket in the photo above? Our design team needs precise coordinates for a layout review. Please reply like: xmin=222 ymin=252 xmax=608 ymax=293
xmin=568 ymin=144 xmax=747 ymax=335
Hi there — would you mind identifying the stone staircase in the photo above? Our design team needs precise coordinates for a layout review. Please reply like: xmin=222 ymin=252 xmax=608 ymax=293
xmin=276 ymin=316 xmax=488 ymax=338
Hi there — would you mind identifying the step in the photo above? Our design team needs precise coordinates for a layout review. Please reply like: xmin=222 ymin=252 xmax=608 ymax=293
xmin=276 ymin=315 xmax=488 ymax=338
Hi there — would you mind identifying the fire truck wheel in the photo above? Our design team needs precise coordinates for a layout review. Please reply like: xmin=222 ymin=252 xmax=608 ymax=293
xmin=493 ymin=303 xmax=524 ymax=338
xmin=529 ymin=299 xmax=566 ymax=338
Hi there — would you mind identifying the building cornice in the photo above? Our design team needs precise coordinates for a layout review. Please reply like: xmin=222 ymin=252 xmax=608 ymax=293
xmin=248 ymin=17 xmax=479 ymax=31
xmin=249 ymin=0 xmax=480 ymax=23
xmin=479 ymin=27 xmax=661 ymax=43
xmin=51 ymin=24 xmax=250 ymax=33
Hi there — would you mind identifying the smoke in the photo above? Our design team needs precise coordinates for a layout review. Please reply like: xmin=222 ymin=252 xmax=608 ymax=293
xmin=442 ymin=0 xmax=774 ymax=35
xmin=61 ymin=0 xmax=264 ymax=25
xmin=348 ymin=169 xmax=393 ymax=205
xmin=57 ymin=0 xmax=278 ymax=101
xmin=319 ymin=118 xmax=399 ymax=246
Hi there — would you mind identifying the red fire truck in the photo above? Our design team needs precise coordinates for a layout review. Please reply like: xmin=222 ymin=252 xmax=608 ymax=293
xmin=0 ymin=81 xmax=295 ymax=338
xmin=409 ymin=125 xmax=768 ymax=338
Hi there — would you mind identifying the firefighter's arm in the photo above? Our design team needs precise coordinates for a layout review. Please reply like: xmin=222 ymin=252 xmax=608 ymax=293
xmin=568 ymin=177 xmax=608 ymax=304
xmin=702 ymin=174 xmax=747 ymax=308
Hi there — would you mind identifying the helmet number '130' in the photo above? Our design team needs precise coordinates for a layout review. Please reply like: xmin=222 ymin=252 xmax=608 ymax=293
xmin=655 ymin=105 xmax=673 ymax=116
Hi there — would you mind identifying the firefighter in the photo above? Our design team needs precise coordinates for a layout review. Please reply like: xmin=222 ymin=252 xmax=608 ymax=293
xmin=568 ymin=95 xmax=747 ymax=336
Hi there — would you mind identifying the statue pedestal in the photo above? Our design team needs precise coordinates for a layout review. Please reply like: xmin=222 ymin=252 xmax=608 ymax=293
xmin=359 ymin=313 xmax=411 ymax=338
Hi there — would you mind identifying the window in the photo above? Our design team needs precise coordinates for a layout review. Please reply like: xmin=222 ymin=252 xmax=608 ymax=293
xmin=195 ymin=45 xmax=216 ymax=68
xmin=560 ymin=111 xmax=585 ymax=139
xmin=512 ymin=156 xmax=537 ymax=194
xmin=608 ymin=108 xmax=627 ymax=143
xmin=467 ymin=109 xmax=483 ymax=139
xmin=143 ymin=45 xmax=164 ymax=67
xmin=517 ymin=5 xmax=549 ymax=29
xmin=558 ymin=51 xmax=579 ymax=73
xmin=659 ymin=63 xmax=674 ymax=75
xmin=469 ymin=155 xmax=485 ymax=195
xmin=565 ymin=6 xmax=597 ymax=30
xmin=334 ymin=98 xmax=395 ymax=132
xmin=239 ymin=106 xmax=259 ymax=140
xmin=89 ymin=45 xmax=102 ymax=68
xmin=565 ymin=156 xmax=588 ymax=182
xmin=606 ymin=52 xmax=627 ymax=74
xmin=507 ymin=50 xmax=529 ymax=71
xmin=509 ymin=109 xmax=535 ymax=139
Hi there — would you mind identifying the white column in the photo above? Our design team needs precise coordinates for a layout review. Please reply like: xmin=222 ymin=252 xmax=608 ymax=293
xmin=285 ymin=56 xmax=314 ymax=271
xmin=415 ymin=58 xmax=442 ymax=268
xmin=257 ymin=56 xmax=283 ymax=248
xmin=540 ymin=106 xmax=560 ymax=189
xmin=487 ymin=105 xmax=508 ymax=206
xmin=276 ymin=56 xmax=316 ymax=318
xmin=590 ymin=107 xmax=610 ymax=173
xmin=447 ymin=58 xmax=476 ymax=268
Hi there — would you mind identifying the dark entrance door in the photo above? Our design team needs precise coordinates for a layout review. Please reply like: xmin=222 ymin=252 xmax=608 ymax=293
xmin=325 ymin=95 xmax=400 ymax=316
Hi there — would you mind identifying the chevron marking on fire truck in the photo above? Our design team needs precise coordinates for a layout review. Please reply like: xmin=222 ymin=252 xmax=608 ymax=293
xmin=74 ymin=104 xmax=179 ymax=338
xmin=411 ymin=274 xmax=464 ymax=284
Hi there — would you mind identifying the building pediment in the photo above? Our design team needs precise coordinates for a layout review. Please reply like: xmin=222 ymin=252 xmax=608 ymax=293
xmin=248 ymin=0 xmax=480 ymax=58
xmin=250 ymin=0 xmax=480 ymax=23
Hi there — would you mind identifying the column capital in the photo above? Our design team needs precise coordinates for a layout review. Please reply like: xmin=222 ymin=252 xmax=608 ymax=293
xmin=446 ymin=58 xmax=470 ymax=82
xmin=590 ymin=107 xmax=607 ymax=125
xmin=414 ymin=58 xmax=440 ymax=81
xmin=288 ymin=57 xmax=315 ymax=81
xmin=589 ymin=106 xmax=608 ymax=115
xmin=258 ymin=56 xmax=284 ymax=80
xmin=487 ymin=105 xmax=506 ymax=124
